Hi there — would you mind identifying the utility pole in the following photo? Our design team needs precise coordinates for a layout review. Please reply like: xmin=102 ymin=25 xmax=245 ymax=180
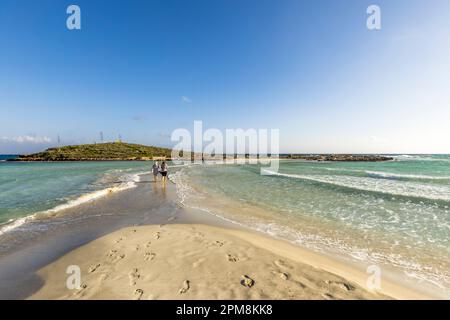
xmin=57 ymin=134 xmax=61 ymax=151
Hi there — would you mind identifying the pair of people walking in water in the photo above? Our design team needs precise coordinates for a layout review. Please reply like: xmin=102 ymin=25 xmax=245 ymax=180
xmin=152 ymin=161 xmax=168 ymax=182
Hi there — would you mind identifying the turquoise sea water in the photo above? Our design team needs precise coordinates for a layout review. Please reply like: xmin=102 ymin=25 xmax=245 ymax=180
xmin=172 ymin=155 xmax=450 ymax=296
xmin=1 ymin=156 xmax=449 ymax=296
xmin=0 ymin=161 xmax=151 ymax=228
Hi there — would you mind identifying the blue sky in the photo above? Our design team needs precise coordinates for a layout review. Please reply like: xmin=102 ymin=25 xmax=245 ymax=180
xmin=1 ymin=0 xmax=449 ymax=154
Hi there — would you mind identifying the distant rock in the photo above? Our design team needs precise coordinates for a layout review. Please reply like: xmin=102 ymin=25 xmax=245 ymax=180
xmin=283 ymin=154 xmax=393 ymax=162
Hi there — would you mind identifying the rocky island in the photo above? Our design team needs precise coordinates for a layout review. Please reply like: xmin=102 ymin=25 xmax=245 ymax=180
xmin=11 ymin=142 xmax=173 ymax=161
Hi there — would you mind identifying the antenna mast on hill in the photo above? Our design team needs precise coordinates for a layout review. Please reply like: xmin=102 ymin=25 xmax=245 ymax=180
xmin=56 ymin=134 xmax=61 ymax=151
xmin=100 ymin=131 xmax=104 ymax=143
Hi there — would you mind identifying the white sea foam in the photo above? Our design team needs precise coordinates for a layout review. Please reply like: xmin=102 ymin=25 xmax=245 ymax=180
xmin=171 ymin=165 xmax=450 ymax=297
xmin=365 ymin=171 xmax=450 ymax=180
xmin=322 ymin=167 xmax=450 ymax=180
xmin=322 ymin=167 xmax=363 ymax=173
xmin=0 ymin=171 xmax=144 ymax=236
xmin=170 ymin=170 xmax=191 ymax=206
xmin=263 ymin=169 xmax=450 ymax=201
xmin=391 ymin=155 xmax=450 ymax=163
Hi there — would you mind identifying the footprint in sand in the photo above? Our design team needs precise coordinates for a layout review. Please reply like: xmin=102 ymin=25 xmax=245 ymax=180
xmin=240 ymin=275 xmax=255 ymax=288
xmin=144 ymin=252 xmax=156 ymax=261
xmin=73 ymin=283 xmax=88 ymax=298
xmin=195 ymin=232 xmax=204 ymax=238
xmin=88 ymin=263 xmax=101 ymax=273
xmin=179 ymin=280 xmax=190 ymax=294
xmin=115 ymin=236 xmax=126 ymax=244
xmin=322 ymin=293 xmax=335 ymax=300
xmin=108 ymin=250 xmax=125 ymax=261
xmin=272 ymin=270 xmax=289 ymax=280
xmin=342 ymin=283 xmax=355 ymax=291
xmin=107 ymin=250 xmax=126 ymax=263
xmin=146 ymin=241 xmax=152 ymax=248
xmin=154 ymin=232 xmax=160 ymax=240
xmin=133 ymin=289 xmax=144 ymax=300
xmin=135 ymin=244 xmax=140 ymax=251
xmin=325 ymin=280 xmax=355 ymax=291
xmin=227 ymin=254 xmax=238 ymax=262
xmin=215 ymin=241 xmax=224 ymax=247
xmin=128 ymin=268 xmax=140 ymax=286
xmin=106 ymin=249 xmax=118 ymax=258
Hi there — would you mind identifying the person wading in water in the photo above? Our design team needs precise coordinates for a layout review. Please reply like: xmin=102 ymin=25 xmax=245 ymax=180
xmin=152 ymin=161 xmax=159 ymax=181
xmin=160 ymin=161 xmax=168 ymax=183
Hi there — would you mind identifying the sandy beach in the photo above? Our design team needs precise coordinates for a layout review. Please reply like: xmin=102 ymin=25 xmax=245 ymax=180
xmin=0 ymin=171 xmax=437 ymax=300
xmin=30 ymin=223 xmax=391 ymax=300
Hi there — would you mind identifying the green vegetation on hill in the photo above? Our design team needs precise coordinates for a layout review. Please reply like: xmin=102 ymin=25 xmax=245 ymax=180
xmin=15 ymin=142 xmax=173 ymax=161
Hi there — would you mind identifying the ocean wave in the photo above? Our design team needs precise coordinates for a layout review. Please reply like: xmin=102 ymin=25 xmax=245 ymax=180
xmin=171 ymin=168 xmax=450 ymax=295
xmin=170 ymin=170 xmax=190 ymax=206
xmin=365 ymin=171 xmax=450 ymax=180
xmin=0 ymin=171 xmax=144 ymax=236
xmin=322 ymin=167 xmax=362 ymax=173
xmin=322 ymin=167 xmax=450 ymax=180
xmin=263 ymin=169 xmax=450 ymax=202
xmin=391 ymin=155 xmax=450 ymax=162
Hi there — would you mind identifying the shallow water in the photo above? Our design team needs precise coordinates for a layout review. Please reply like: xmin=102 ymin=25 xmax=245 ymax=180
xmin=0 ymin=161 xmax=152 ymax=229
xmin=172 ymin=155 xmax=450 ymax=297
xmin=0 ymin=174 xmax=214 ymax=299
xmin=1 ymin=156 xmax=449 ymax=297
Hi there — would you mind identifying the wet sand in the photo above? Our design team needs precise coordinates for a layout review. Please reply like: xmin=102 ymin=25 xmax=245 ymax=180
xmin=0 ymin=176 xmax=229 ymax=299
xmin=0 ymin=175 xmax=431 ymax=300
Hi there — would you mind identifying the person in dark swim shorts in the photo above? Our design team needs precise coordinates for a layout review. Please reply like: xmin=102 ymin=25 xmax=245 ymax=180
xmin=160 ymin=161 xmax=168 ymax=182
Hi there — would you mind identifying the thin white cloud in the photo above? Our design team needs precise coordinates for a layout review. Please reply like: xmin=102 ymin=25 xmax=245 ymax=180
xmin=181 ymin=96 xmax=191 ymax=103
xmin=0 ymin=135 xmax=52 ymax=144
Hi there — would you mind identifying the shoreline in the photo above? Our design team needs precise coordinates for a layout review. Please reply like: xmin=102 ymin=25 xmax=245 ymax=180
xmin=4 ymin=175 xmax=428 ymax=299
xmin=6 ymin=175 xmax=430 ymax=300
xmin=0 ymin=171 xmax=145 ymax=236
xmin=0 ymin=174 xmax=240 ymax=299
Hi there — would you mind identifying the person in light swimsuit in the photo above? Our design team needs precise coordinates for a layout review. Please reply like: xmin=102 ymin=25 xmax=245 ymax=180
xmin=152 ymin=161 xmax=159 ymax=181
